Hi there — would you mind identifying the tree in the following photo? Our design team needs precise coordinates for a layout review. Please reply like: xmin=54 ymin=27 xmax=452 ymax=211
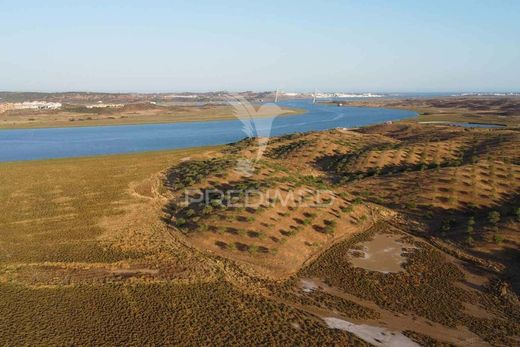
xmin=488 ymin=211 xmax=500 ymax=226
xmin=441 ymin=218 xmax=454 ymax=233
xmin=467 ymin=216 xmax=475 ymax=235
xmin=202 ymin=205 xmax=213 ymax=215
xmin=353 ymin=197 xmax=363 ymax=205
xmin=176 ymin=218 xmax=186 ymax=227
xmin=488 ymin=211 xmax=500 ymax=233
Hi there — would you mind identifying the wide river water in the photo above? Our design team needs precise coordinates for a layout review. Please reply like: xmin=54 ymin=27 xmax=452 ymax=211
xmin=0 ymin=99 xmax=417 ymax=162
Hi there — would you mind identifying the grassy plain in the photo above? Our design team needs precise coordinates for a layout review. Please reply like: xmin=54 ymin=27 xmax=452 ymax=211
xmin=0 ymin=147 xmax=218 ymax=264
xmin=0 ymin=103 xmax=303 ymax=129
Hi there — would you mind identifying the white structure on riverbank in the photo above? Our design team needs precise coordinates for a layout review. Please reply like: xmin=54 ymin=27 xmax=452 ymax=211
xmin=0 ymin=101 xmax=62 ymax=112
xmin=85 ymin=102 xmax=124 ymax=109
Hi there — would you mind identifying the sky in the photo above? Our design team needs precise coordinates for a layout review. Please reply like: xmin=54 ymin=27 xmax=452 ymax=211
xmin=1 ymin=0 xmax=519 ymax=93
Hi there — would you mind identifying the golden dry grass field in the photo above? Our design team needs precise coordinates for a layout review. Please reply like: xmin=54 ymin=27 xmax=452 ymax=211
xmin=0 ymin=146 xmax=369 ymax=345
xmin=0 ymin=103 xmax=302 ymax=129
xmin=1 ymin=118 xmax=519 ymax=345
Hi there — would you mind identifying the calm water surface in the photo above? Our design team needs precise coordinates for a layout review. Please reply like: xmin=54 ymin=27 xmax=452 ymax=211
xmin=0 ymin=100 xmax=416 ymax=162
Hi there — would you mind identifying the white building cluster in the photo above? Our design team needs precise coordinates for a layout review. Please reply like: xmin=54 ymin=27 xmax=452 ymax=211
xmin=0 ymin=101 xmax=62 ymax=112
xmin=85 ymin=103 xmax=124 ymax=109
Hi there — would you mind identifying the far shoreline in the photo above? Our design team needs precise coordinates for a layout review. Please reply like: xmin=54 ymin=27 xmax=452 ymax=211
xmin=0 ymin=107 xmax=306 ymax=130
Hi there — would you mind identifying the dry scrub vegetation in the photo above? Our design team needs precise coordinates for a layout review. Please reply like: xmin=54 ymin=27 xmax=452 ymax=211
xmin=335 ymin=96 xmax=520 ymax=127
xmin=1 ymin=119 xmax=519 ymax=345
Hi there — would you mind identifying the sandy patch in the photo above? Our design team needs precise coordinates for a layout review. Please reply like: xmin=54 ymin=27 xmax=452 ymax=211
xmin=322 ymin=317 xmax=420 ymax=347
xmin=349 ymin=233 xmax=415 ymax=273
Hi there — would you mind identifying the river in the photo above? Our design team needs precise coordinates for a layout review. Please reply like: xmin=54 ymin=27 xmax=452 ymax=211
xmin=0 ymin=99 xmax=417 ymax=162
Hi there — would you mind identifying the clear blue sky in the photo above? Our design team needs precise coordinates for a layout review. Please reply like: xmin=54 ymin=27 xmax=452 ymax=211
xmin=1 ymin=0 xmax=519 ymax=93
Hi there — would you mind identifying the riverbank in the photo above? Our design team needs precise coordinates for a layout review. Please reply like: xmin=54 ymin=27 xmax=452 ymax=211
xmin=0 ymin=104 xmax=305 ymax=129
xmin=0 ymin=101 xmax=417 ymax=162
xmin=322 ymin=96 xmax=520 ymax=128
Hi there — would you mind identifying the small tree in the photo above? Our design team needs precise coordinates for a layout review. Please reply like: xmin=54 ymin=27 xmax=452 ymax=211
xmin=488 ymin=211 xmax=500 ymax=226
xmin=488 ymin=211 xmax=500 ymax=233
xmin=202 ymin=205 xmax=213 ymax=215
xmin=176 ymin=218 xmax=186 ymax=227
xmin=441 ymin=218 xmax=454 ymax=233
xmin=353 ymin=197 xmax=363 ymax=205
xmin=248 ymin=245 xmax=258 ymax=254
xmin=341 ymin=205 xmax=353 ymax=214
xmin=467 ymin=216 xmax=475 ymax=235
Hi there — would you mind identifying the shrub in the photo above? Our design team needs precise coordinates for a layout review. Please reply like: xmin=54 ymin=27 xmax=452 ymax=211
xmin=267 ymin=140 xmax=312 ymax=159
xmin=405 ymin=201 xmax=417 ymax=209
xmin=210 ymin=199 xmax=223 ymax=208
xmin=323 ymin=220 xmax=337 ymax=234
xmin=441 ymin=218 xmax=455 ymax=233
xmin=467 ymin=217 xmax=475 ymax=235
xmin=202 ymin=205 xmax=213 ymax=215
xmin=488 ymin=211 xmax=500 ymax=226
xmin=341 ymin=206 xmax=353 ymax=213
